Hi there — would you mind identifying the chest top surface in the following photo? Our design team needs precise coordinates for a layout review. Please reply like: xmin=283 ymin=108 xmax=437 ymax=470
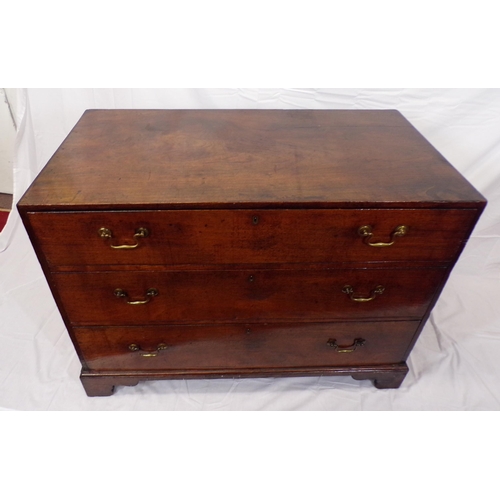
xmin=18 ymin=109 xmax=485 ymax=211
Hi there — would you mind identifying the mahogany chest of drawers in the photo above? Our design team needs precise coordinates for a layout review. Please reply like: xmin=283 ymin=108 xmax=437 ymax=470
xmin=17 ymin=109 xmax=486 ymax=396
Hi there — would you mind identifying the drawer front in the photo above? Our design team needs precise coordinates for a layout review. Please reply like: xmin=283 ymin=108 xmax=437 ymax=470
xmin=74 ymin=321 xmax=420 ymax=371
xmin=52 ymin=268 xmax=447 ymax=325
xmin=27 ymin=209 xmax=476 ymax=267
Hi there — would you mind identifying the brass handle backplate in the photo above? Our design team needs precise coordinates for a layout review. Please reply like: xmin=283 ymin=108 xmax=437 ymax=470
xmin=327 ymin=338 xmax=366 ymax=353
xmin=128 ymin=343 xmax=168 ymax=357
xmin=114 ymin=288 xmax=158 ymax=305
xmin=99 ymin=227 xmax=149 ymax=249
xmin=358 ymin=225 xmax=408 ymax=247
xmin=342 ymin=285 xmax=385 ymax=302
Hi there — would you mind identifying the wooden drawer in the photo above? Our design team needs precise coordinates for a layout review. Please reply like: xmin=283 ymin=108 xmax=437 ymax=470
xmin=74 ymin=321 xmax=420 ymax=371
xmin=26 ymin=209 xmax=476 ymax=268
xmin=52 ymin=267 xmax=447 ymax=325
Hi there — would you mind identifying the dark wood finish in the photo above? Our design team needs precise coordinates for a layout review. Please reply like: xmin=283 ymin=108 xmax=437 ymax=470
xmin=80 ymin=362 xmax=411 ymax=396
xmin=74 ymin=321 xmax=420 ymax=371
xmin=17 ymin=110 xmax=487 ymax=396
xmin=351 ymin=363 xmax=409 ymax=389
xmin=80 ymin=374 xmax=118 ymax=397
xmin=18 ymin=110 xmax=484 ymax=211
xmin=27 ymin=208 xmax=477 ymax=268
xmin=52 ymin=268 xmax=447 ymax=325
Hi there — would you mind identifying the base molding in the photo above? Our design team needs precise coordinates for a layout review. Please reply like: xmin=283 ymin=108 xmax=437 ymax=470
xmin=80 ymin=363 xmax=409 ymax=396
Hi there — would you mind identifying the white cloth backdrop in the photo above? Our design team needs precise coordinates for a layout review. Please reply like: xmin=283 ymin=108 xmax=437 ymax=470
xmin=1 ymin=88 xmax=500 ymax=410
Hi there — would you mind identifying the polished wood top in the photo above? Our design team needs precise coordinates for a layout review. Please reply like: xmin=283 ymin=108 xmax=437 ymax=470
xmin=18 ymin=109 xmax=485 ymax=210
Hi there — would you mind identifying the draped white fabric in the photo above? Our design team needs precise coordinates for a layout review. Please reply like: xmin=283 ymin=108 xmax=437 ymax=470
xmin=2 ymin=88 xmax=500 ymax=410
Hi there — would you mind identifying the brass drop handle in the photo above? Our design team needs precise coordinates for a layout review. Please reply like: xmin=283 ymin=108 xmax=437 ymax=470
xmin=114 ymin=288 xmax=158 ymax=305
xmin=342 ymin=285 xmax=385 ymax=302
xmin=358 ymin=225 xmax=408 ymax=247
xmin=327 ymin=338 xmax=366 ymax=353
xmin=99 ymin=227 xmax=149 ymax=249
xmin=129 ymin=343 xmax=168 ymax=357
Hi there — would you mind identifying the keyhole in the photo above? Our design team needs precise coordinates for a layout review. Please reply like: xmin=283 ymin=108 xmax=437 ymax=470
xmin=252 ymin=215 xmax=259 ymax=225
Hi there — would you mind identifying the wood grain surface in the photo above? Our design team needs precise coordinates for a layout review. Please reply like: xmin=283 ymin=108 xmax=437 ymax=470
xmin=26 ymin=208 xmax=478 ymax=268
xmin=74 ymin=321 xmax=420 ymax=371
xmin=18 ymin=109 xmax=486 ymax=210
xmin=17 ymin=109 xmax=487 ymax=394
xmin=51 ymin=267 xmax=447 ymax=325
